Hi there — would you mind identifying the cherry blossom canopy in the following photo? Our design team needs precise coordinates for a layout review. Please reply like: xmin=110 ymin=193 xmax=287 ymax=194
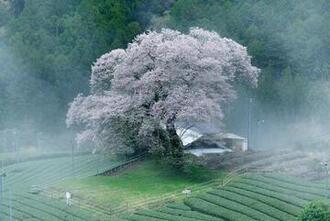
xmin=67 ymin=28 xmax=259 ymax=152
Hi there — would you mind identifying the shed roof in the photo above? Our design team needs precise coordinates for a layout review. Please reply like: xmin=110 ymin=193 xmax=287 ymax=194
xmin=177 ymin=128 xmax=202 ymax=146
xmin=185 ymin=148 xmax=232 ymax=157
xmin=218 ymin=133 xmax=246 ymax=140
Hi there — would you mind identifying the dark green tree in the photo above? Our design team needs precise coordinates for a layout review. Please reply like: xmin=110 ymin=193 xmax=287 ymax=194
xmin=9 ymin=0 xmax=25 ymax=17
xmin=299 ymin=201 xmax=330 ymax=221
xmin=1 ymin=0 xmax=172 ymax=133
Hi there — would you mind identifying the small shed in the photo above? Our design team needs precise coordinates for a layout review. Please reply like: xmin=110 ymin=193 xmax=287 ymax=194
xmin=218 ymin=133 xmax=248 ymax=152
xmin=184 ymin=132 xmax=248 ymax=157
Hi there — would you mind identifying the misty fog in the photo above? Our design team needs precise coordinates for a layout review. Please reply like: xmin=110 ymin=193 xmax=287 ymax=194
xmin=0 ymin=1 xmax=330 ymax=221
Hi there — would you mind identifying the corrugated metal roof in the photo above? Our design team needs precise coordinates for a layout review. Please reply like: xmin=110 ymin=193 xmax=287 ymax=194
xmin=185 ymin=148 xmax=232 ymax=157
xmin=218 ymin=133 xmax=246 ymax=140
xmin=177 ymin=128 xmax=202 ymax=146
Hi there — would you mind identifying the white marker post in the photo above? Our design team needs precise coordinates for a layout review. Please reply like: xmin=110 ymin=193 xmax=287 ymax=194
xmin=182 ymin=189 xmax=192 ymax=197
xmin=65 ymin=192 xmax=72 ymax=206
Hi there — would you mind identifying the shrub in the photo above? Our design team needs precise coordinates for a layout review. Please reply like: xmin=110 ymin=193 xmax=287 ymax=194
xmin=298 ymin=201 xmax=330 ymax=221
xmin=182 ymin=154 xmax=215 ymax=181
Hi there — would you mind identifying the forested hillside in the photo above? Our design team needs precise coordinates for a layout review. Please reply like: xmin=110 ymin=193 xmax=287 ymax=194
xmin=0 ymin=0 xmax=174 ymax=133
xmin=162 ymin=0 xmax=330 ymax=142
xmin=0 ymin=0 xmax=329 ymax=147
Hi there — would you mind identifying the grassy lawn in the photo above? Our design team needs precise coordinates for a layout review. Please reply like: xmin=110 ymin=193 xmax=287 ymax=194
xmin=55 ymin=160 xmax=227 ymax=208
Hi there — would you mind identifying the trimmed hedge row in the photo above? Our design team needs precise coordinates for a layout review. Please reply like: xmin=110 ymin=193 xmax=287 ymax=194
xmin=121 ymin=173 xmax=329 ymax=221
xmin=185 ymin=197 xmax=255 ymax=221
xmin=16 ymin=193 xmax=94 ymax=220
xmin=166 ymin=203 xmax=191 ymax=211
xmin=224 ymin=186 xmax=300 ymax=217
xmin=237 ymin=177 xmax=321 ymax=201
xmin=136 ymin=210 xmax=202 ymax=221
xmin=0 ymin=151 xmax=90 ymax=168
xmin=0 ymin=202 xmax=33 ymax=220
xmin=262 ymin=173 xmax=328 ymax=189
xmin=4 ymin=154 xmax=123 ymax=189
xmin=198 ymin=193 xmax=278 ymax=221
xmin=12 ymin=198 xmax=71 ymax=220
xmin=209 ymin=189 xmax=294 ymax=221
xmin=127 ymin=214 xmax=166 ymax=221
xmin=233 ymin=179 xmax=309 ymax=207
xmin=243 ymin=175 xmax=327 ymax=197
xmin=0 ymin=154 xmax=125 ymax=221
xmin=8 ymin=199 xmax=60 ymax=220
xmin=159 ymin=207 xmax=224 ymax=221
xmin=12 ymin=194 xmax=95 ymax=221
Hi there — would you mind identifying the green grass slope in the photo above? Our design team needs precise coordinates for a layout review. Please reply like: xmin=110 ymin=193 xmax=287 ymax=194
xmin=54 ymin=160 xmax=227 ymax=212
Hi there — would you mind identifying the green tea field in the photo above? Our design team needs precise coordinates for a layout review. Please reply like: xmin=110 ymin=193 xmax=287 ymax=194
xmin=0 ymin=150 xmax=328 ymax=220
xmin=0 ymin=153 xmax=127 ymax=220
xmin=118 ymin=173 xmax=329 ymax=221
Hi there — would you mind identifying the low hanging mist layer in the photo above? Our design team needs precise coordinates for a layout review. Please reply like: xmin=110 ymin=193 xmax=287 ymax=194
xmin=160 ymin=0 xmax=330 ymax=149
xmin=0 ymin=0 xmax=329 ymax=151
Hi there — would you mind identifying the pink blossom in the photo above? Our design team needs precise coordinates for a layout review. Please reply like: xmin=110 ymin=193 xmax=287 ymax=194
xmin=67 ymin=28 xmax=259 ymax=151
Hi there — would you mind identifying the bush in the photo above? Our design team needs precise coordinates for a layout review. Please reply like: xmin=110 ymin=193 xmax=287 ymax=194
xmin=182 ymin=154 xmax=215 ymax=181
xmin=298 ymin=201 xmax=330 ymax=221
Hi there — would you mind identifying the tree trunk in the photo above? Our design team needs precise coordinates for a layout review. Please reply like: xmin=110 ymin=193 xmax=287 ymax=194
xmin=166 ymin=116 xmax=184 ymax=168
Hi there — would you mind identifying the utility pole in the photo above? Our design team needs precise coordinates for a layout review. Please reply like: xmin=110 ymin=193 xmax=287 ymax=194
xmin=36 ymin=132 xmax=40 ymax=149
xmin=325 ymin=162 xmax=329 ymax=199
xmin=9 ymin=188 xmax=12 ymax=221
xmin=256 ymin=120 xmax=265 ymax=148
xmin=322 ymin=161 xmax=329 ymax=199
xmin=247 ymin=98 xmax=253 ymax=149
xmin=12 ymin=129 xmax=18 ymax=164
xmin=0 ymin=171 xmax=5 ymax=221
xmin=0 ymin=174 xmax=2 ymax=221
xmin=71 ymin=140 xmax=75 ymax=177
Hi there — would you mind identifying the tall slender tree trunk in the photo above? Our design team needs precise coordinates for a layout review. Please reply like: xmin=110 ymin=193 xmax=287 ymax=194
xmin=166 ymin=116 xmax=184 ymax=168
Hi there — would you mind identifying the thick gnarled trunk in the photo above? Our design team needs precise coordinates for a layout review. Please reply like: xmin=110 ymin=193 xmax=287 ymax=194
xmin=166 ymin=116 xmax=184 ymax=168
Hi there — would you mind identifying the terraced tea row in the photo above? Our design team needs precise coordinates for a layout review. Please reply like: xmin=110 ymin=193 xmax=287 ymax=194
xmin=0 ymin=154 xmax=127 ymax=220
xmin=0 ymin=192 xmax=101 ymax=221
xmin=2 ymin=154 xmax=123 ymax=190
xmin=1 ymin=153 xmax=327 ymax=221
xmin=119 ymin=173 xmax=329 ymax=221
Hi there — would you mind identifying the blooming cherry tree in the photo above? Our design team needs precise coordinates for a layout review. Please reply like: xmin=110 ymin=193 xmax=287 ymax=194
xmin=67 ymin=28 xmax=259 ymax=165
